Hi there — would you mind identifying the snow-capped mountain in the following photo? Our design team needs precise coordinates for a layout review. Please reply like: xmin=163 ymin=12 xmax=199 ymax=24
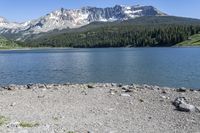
xmin=0 ymin=17 xmax=22 ymax=30
xmin=0 ymin=5 xmax=167 ymax=39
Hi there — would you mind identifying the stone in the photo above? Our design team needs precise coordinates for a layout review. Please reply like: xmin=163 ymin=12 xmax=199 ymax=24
xmin=139 ymin=99 xmax=144 ymax=102
xmin=87 ymin=131 xmax=94 ymax=133
xmin=111 ymin=83 xmax=117 ymax=87
xmin=7 ymin=121 xmax=20 ymax=128
xmin=81 ymin=90 xmax=87 ymax=95
xmin=109 ymin=88 xmax=118 ymax=95
xmin=143 ymin=84 xmax=150 ymax=89
xmin=10 ymin=102 xmax=16 ymax=107
xmin=161 ymin=96 xmax=167 ymax=99
xmin=63 ymin=83 xmax=70 ymax=86
xmin=189 ymin=89 xmax=194 ymax=92
xmin=193 ymin=90 xmax=198 ymax=93
xmin=110 ymin=91 xmax=115 ymax=95
xmin=87 ymin=85 xmax=94 ymax=88
xmin=27 ymin=84 xmax=34 ymax=89
xmin=161 ymin=90 xmax=167 ymax=94
xmin=38 ymin=84 xmax=46 ymax=89
xmin=42 ymin=88 xmax=47 ymax=91
xmin=135 ymin=85 xmax=141 ymax=88
xmin=4 ymin=85 xmax=17 ymax=91
xmin=120 ymin=93 xmax=131 ymax=97
xmin=178 ymin=103 xmax=196 ymax=112
xmin=173 ymin=97 xmax=196 ymax=112
xmin=154 ymin=86 xmax=160 ymax=90
xmin=38 ymin=95 xmax=45 ymax=98
xmin=117 ymin=83 xmax=123 ymax=87
xmin=53 ymin=84 xmax=59 ymax=87
xmin=177 ymin=87 xmax=187 ymax=92
xmin=173 ymin=97 xmax=187 ymax=106
xmin=122 ymin=85 xmax=133 ymax=92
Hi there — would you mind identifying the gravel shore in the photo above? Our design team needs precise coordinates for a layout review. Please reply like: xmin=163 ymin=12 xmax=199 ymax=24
xmin=0 ymin=83 xmax=199 ymax=133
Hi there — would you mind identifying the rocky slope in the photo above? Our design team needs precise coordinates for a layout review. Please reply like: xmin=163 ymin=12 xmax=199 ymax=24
xmin=0 ymin=5 xmax=167 ymax=40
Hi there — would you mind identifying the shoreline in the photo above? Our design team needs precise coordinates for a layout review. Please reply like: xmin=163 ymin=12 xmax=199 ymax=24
xmin=0 ymin=47 xmax=73 ymax=51
xmin=0 ymin=83 xmax=199 ymax=132
xmin=1 ymin=46 xmax=200 ymax=51
xmin=1 ymin=83 xmax=199 ymax=91
xmin=0 ymin=83 xmax=199 ymax=91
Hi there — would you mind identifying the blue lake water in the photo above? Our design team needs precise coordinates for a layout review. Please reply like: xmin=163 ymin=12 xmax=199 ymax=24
xmin=0 ymin=48 xmax=200 ymax=89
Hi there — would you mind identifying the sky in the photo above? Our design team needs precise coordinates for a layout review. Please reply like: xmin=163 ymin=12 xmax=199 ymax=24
xmin=0 ymin=0 xmax=200 ymax=22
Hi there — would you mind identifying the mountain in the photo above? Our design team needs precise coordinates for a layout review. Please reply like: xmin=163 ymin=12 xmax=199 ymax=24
xmin=0 ymin=17 xmax=22 ymax=29
xmin=19 ymin=16 xmax=200 ymax=42
xmin=20 ymin=16 xmax=200 ymax=48
xmin=0 ymin=5 xmax=166 ymax=40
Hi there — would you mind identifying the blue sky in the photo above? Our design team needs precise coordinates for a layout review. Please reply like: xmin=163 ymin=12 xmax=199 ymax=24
xmin=0 ymin=0 xmax=200 ymax=22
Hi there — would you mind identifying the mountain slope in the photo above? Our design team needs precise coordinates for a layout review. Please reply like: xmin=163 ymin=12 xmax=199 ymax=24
xmin=0 ymin=36 xmax=19 ymax=49
xmin=21 ymin=16 xmax=200 ymax=48
xmin=0 ymin=5 xmax=166 ymax=40
xmin=19 ymin=16 xmax=200 ymax=41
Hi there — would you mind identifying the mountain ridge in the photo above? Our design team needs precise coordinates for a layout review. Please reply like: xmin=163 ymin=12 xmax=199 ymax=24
xmin=0 ymin=5 xmax=167 ymax=40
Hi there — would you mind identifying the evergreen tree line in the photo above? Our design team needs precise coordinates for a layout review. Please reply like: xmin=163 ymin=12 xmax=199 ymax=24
xmin=22 ymin=24 xmax=200 ymax=48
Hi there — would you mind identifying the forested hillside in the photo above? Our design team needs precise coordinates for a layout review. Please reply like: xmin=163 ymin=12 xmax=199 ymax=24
xmin=0 ymin=36 xmax=19 ymax=49
xmin=19 ymin=16 xmax=200 ymax=48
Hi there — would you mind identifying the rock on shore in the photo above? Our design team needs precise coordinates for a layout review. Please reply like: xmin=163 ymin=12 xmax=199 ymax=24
xmin=0 ymin=83 xmax=199 ymax=133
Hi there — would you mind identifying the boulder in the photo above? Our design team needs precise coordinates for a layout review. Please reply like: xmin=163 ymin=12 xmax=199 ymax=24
xmin=4 ymin=84 xmax=17 ymax=91
xmin=87 ymin=84 xmax=94 ymax=88
xmin=117 ymin=83 xmax=123 ymax=87
xmin=173 ymin=97 xmax=197 ymax=112
xmin=121 ymin=85 xmax=133 ymax=92
xmin=176 ymin=87 xmax=187 ymax=92
xmin=27 ymin=84 xmax=34 ymax=89
xmin=178 ymin=103 xmax=196 ymax=112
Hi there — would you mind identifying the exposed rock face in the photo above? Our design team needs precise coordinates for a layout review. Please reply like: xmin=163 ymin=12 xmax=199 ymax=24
xmin=0 ymin=5 xmax=167 ymax=37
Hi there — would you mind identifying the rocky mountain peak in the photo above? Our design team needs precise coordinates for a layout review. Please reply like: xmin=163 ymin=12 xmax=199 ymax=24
xmin=0 ymin=5 xmax=167 ymax=39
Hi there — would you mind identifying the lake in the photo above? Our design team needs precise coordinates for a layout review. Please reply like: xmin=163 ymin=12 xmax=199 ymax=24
xmin=0 ymin=48 xmax=199 ymax=89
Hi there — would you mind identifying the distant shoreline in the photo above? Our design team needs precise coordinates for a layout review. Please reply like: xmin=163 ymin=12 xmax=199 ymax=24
xmin=0 ymin=47 xmax=73 ymax=51
xmin=1 ymin=46 xmax=200 ymax=51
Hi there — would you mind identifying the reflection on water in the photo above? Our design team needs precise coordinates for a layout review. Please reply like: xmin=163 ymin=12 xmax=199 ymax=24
xmin=0 ymin=48 xmax=200 ymax=89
